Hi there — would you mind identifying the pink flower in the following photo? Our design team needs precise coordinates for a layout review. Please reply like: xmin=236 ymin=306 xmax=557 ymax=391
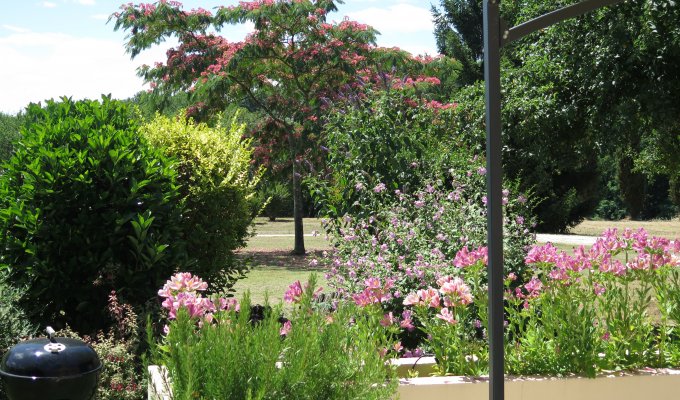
xmin=417 ymin=288 xmax=440 ymax=308
xmin=453 ymin=246 xmax=488 ymax=268
xmin=403 ymin=292 xmax=420 ymax=306
xmin=439 ymin=277 xmax=473 ymax=306
xmin=400 ymin=310 xmax=415 ymax=331
xmin=373 ymin=183 xmax=386 ymax=193
xmin=280 ymin=320 xmax=292 ymax=336
xmin=393 ymin=341 xmax=404 ymax=353
xmin=380 ymin=312 xmax=396 ymax=327
xmin=284 ymin=281 xmax=304 ymax=303
xmin=593 ymin=283 xmax=606 ymax=296
xmin=219 ymin=297 xmax=240 ymax=312
xmin=524 ymin=277 xmax=543 ymax=297
xmin=525 ymin=243 xmax=559 ymax=264
xmin=436 ymin=308 xmax=457 ymax=324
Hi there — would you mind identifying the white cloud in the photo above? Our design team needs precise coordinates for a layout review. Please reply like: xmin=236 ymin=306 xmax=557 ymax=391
xmin=345 ymin=4 xmax=434 ymax=34
xmin=0 ymin=31 xmax=168 ymax=113
xmin=75 ymin=0 xmax=96 ymax=5
xmin=2 ymin=25 xmax=31 ymax=34
xmin=41 ymin=1 xmax=57 ymax=8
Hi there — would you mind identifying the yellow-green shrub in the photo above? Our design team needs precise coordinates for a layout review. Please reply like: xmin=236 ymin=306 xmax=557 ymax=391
xmin=141 ymin=115 xmax=261 ymax=289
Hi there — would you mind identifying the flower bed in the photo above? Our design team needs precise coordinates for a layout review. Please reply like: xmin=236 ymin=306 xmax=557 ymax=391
xmin=146 ymin=228 xmax=680 ymax=399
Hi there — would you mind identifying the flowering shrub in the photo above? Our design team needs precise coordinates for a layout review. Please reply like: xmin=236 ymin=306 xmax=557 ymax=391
xmin=389 ymin=228 xmax=680 ymax=376
xmin=321 ymin=172 xmax=534 ymax=322
xmin=311 ymin=89 xmax=469 ymax=223
xmin=505 ymin=229 xmax=680 ymax=376
xmin=154 ymin=273 xmax=398 ymax=399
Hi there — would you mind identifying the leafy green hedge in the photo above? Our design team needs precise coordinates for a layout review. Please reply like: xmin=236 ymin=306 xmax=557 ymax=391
xmin=0 ymin=97 xmax=186 ymax=333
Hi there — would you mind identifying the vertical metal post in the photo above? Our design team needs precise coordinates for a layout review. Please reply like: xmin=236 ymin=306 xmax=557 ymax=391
xmin=483 ymin=1 xmax=504 ymax=400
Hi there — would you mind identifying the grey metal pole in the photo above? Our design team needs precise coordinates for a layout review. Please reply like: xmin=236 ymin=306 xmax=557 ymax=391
xmin=483 ymin=1 xmax=504 ymax=400
xmin=481 ymin=2 xmax=628 ymax=400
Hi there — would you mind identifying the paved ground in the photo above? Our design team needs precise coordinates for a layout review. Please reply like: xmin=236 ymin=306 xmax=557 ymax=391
xmin=256 ymin=233 xmax=598 ymax=246
xmin=535 ymin=233 xmax=597 ymax=246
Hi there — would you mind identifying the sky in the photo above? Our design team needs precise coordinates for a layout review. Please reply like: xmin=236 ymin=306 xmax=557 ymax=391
xmin=0 ymin=0 xmax=440 ymax=114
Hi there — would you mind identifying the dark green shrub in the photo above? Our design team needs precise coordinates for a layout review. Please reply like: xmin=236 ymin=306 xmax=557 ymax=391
xmin=0 ymin=272 xmax=36 ymax=400
xmin=0 ymin=97 xmax=186 ymax=333
xmin=256 ymin=181 xmax=293 ymax=221
xmin=140 ymin=114 xmax=261 ymax=289
xmin=0 ymin=272 xmax=37 ymax=352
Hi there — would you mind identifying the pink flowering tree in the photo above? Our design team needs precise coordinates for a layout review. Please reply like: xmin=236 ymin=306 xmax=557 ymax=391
xmin=112 ymin=0 xmax=385 ymax=255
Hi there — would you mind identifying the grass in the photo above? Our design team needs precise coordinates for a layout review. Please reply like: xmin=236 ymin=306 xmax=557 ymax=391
xmin=251 ymin=217 xmax=324 ymax=235
xmin=234 ymin=218 xmax=330 ymax=305
xmin=569 ymin=218 xmax=680 ymax=239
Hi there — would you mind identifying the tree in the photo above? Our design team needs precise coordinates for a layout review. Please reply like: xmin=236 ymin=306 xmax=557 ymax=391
xmin=434 ymin=0 xmax=680 ymax=228
xmin=0 ymin=112 xmax=23 ymax=163
xmin=113 ymin=0 xmax=379 ymax=254
xmin=432 ymin=0 xmax=484 ymax=85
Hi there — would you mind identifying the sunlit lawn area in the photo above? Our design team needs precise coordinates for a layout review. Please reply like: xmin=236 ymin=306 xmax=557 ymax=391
xmin=233 ymin=218 xmax=329 ymax=304
xmin=235 ymin=217 xmax=679 ymax=305
xmin=570 ymin=218 xmax=680 ymax=239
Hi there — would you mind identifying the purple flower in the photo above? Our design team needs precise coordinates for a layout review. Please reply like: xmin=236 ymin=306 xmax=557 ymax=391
xmin=373 ymin=183 xmax=386 ymax=193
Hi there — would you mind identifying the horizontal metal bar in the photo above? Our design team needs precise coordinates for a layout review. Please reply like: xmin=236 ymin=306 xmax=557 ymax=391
xmin=502 ymin=0 xmax=626 ymax=45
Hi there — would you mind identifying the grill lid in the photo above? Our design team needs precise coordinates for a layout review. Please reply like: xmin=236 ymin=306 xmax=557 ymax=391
xmin=0 ymin=327 xmax=101 ymax=379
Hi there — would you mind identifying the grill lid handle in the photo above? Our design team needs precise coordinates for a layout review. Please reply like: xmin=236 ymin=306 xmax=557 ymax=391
xmin=46 ymin=326 xmax=56 ymax=343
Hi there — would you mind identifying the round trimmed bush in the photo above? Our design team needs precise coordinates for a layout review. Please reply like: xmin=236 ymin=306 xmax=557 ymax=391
xmin=0 ymin=97 xmax=186 ymax=333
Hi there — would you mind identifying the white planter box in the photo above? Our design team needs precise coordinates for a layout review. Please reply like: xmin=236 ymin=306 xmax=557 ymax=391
xmin=396 ymin=358 xmax=680 ymax=400
xmin=148 ymin=363 xmax=680 ymax=400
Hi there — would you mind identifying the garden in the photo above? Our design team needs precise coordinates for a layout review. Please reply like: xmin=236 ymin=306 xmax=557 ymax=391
xmin=1 ymin=0 xmax=680 ymax=400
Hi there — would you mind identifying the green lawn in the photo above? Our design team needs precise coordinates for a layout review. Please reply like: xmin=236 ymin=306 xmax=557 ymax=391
xmin=234 ymin=219 xmax=330 ymax=305
xmin=251 ymin=217 xmax=324 ymax=235
xmin=569 ymin=218 xmax=680 ymax=239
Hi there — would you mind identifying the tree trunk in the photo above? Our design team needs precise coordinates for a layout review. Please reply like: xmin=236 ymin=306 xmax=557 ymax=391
xmin=618 ymin=155 xmax=646 ymax=220
xmin=292 ymin=159 xmax=306 ymax=255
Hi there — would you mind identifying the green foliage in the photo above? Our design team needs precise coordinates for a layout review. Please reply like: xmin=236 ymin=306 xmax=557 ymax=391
xmin=0 ymin=112 xmax=22 ymax=163
xmin=432 ymin=0 xmax=484 ymax=85
xmin=256 ymin=181 xmax=293 ymax=221
xmin=452 ymin=63 xmax=600 ymax=232
xmin=434 ymin=0 xmax=680 ymax=227
xmin=140 ymin=114 xmax=261 ymax=289
xmin=156 ymin=287 xmax=398 ymax=400
xmin=56 ymin=291 xmax=146 ymax=400
xmin=0 ymin=272 xmax=37 ymax=353
xmin=311 ymin=90 xmax=474 ymax=220
xmin=0 ymin=97 xmax=186 ymax=333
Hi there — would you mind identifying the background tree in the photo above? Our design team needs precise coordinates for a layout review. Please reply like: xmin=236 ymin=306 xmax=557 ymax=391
xmin=432 ymin=0 xmax=484 ymax=86
xmin=434 ymin=0 xmax=680 ymax=229
xmin=0 ymin=112 xmax=23 ymax=164
xmin=113 ymin=0 xmax=380 ymax=255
